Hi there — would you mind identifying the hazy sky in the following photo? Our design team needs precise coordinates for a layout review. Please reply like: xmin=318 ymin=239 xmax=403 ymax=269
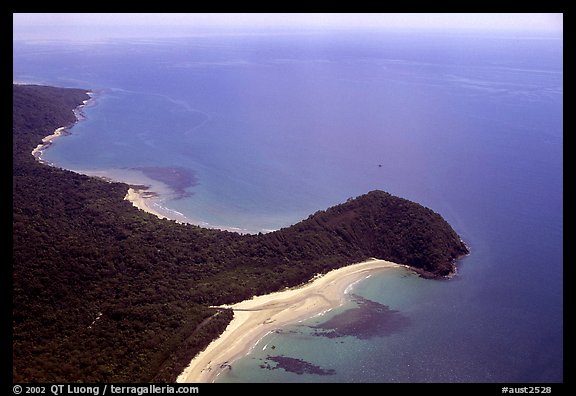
xmin=13 ymin=13 xmax=563 ymax=40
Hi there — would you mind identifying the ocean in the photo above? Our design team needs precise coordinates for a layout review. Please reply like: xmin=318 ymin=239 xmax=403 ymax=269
xmin=13 ymin=29 xmax=563 ymax=382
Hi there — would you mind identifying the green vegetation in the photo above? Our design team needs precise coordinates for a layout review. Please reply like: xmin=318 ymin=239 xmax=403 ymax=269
xmin=13 ymin=84 xmax=468 ymax=382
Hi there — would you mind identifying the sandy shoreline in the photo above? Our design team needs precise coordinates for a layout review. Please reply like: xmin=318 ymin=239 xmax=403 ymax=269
xmin=123 ymin=187 xmax=190 ymax=222
xmin=124 ymin=187 xmax=169 ymax=220
xmin=31 ymin=92 xmax=93 ymax=163
xmin=176 ymin=259 xmax=407 ymax=383
xmin=26 ymin=89 xmax=192 ymax=226
xmin=27 ymin=89 xmax=262 ymax=234
xmin=26 ymin=90 xmax=183 ymax=224
xmin=124 ymin=186 xmax=256 ymax=233
xmin=31 ymin=126 xmax=68 ymax=161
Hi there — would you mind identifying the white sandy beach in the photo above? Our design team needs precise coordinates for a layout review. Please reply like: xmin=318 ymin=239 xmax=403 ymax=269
xmin=31 ymin=126 xmax=68 ymax=159
xmin=30 ymin=91 xmax=93 ymax=161
xmin=29 ymin=114 xmax=255 ymax=233
xmin=176 ymin=259 xmax=407 ymax=383
xmin=26 ymin=94 xmax=409 ymax=384
xmin=124 ymin=185 xmax=255 ymax=232
xmin=124 ymin=187 xmax=174 ymax=221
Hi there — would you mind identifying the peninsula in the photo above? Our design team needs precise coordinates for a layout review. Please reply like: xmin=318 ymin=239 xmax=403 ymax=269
xmin=13 ymin=84 xmax=469 ymax=382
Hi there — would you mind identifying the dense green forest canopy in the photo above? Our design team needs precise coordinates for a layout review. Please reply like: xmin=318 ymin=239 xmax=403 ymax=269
xmin=12 ymin=84 xmax=468 ymax=382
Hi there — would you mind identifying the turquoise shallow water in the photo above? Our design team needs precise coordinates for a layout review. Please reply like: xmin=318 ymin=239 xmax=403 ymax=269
xmin=218 ymin=254 xmax=562 ymax=383
xmin=13 ymin=30 xmax=563 ymax=382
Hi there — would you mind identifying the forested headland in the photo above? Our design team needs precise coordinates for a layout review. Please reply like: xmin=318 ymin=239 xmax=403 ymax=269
xmin=13 ymin=84 xmax=468 ymax=382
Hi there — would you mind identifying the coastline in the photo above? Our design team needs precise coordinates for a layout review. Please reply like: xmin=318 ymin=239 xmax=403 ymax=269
xmin=30 ymin=91 xmax=93 ymax=164
xmin=31 ymin=126 xmax=68 ymax=162
xmin=72 ymin=168 xmax=193 ymax=224
xmin=124 ymin=184 xmax=257 ymax=233
xmin=26 ymin=88 xmax=193 ymax=226
xmin=176 ymin=258 xmax=408 ymax=383
xmin=25 ymin=87 xmax=268 ymax=234
xmin=125 ymin=187 xmax=169 ymax=220
xmin=124 ymin=186 xmax=190 ymax=223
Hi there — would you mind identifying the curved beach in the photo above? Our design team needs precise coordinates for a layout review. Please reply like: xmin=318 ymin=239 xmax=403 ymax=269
xmin=124 ymin=187 xmax=173 ymax=221
xmin=177 ymin=259 xmax=406 ymax=383
xmin=31 ymin=126 xmax=68 ymax=160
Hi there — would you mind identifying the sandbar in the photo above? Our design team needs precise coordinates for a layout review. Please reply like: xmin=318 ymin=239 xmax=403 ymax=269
xmin=176 ymin=258 xmax=407 ymax=383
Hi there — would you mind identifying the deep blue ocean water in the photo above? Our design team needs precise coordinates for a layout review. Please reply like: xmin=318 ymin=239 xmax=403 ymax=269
xmin=13 ymin=30 xmax=563 ymax=382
